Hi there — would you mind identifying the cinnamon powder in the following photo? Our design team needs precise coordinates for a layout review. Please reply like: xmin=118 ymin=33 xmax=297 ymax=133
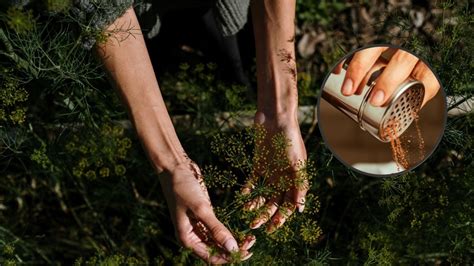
xmin=382 ymin=111 xmax=425 ymax=171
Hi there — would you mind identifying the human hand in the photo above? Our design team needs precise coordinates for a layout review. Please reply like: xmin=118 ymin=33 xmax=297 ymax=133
xmin=242 ymin=112 xmax=309 ymax=233
xmin=334 ymin=47 xmax=439 ymax=107
xmin=98 ymin=7 xmax=254 ymax=263
xmin=160 ymin=160 xmax=255 ymax=264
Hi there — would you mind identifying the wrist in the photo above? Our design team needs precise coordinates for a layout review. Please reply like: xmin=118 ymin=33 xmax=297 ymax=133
xmin=149 ymin=150 xmax=190 ymax=174
xmin=256 ymin=87 xmax=298 ymax=119
xmin=254 ymin=110 xmax=299 ymax=128
xmin=256 ymin=102 xmax=298 ymax=119
xmin=132 ymin=106 xmax=190 ymax=175
xmin=256 ymin=64 xmax=299 ymax=120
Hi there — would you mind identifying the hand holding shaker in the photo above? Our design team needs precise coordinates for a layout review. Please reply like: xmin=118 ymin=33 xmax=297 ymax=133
xmin=321 ymin=49 xmax=425 ymax=142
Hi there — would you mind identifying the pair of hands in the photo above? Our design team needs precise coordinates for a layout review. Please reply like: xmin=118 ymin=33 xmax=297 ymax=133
xmin=98 ymin=3 xmax=307 ymax=264
xmin=334 ymin=47 xmax=440 ymax=107
xmin=160 ymin=116 xmax=307 ymax=264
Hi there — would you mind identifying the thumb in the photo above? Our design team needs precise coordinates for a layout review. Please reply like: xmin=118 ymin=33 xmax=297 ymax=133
xmin=195 ymin=205 xmax=239 ymax=253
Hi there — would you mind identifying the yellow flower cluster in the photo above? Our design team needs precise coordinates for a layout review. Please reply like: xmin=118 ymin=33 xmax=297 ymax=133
xmin=207 ymin=124 xmax=322 ymax=251
xmin=66 ymin=123 xmax=132 ymax=180
xmin=6 ymin=7 xmax=35 ymax=34
xmin=300 ymin=220 xmax=323 ymax=245
xmin=0 ymin=78 xmax=29 ymax=125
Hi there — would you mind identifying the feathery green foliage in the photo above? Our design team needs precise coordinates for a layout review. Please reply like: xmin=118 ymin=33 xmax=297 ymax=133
xmin=0 ymin=0 xmax=472 ymax=265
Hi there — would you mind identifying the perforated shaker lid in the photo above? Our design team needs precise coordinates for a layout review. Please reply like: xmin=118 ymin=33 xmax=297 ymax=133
xmin=380 ymin=81 xmax=425 ymax=141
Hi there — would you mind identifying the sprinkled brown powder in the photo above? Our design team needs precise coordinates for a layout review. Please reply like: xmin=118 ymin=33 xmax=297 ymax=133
xmin=413 ymin=111 xmax=425 ymax=161
xmin=383 ymin=111 xmax=425 ymax=171
xmin=384 ymin=120 xmax=409 ymax=170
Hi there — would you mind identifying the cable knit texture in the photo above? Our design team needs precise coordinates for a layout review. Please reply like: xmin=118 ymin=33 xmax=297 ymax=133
xmin=214 ymin=0 xmax=250 ymax=36
xmin=134 ymin=0 xmax=249 ymax=38
xmin=73 ymin=0 xmax=134 ymax=49
xmin=9 ymin=1 xmax=249 ymax=40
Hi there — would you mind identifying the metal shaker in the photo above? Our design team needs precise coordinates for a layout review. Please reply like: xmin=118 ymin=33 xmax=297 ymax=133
xmin=321 ymin=59 xmax=425 ymax=142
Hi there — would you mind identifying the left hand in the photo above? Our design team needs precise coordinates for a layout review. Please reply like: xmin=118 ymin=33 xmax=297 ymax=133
xmin=161 ymin=160 xmax=255 ymax=264
xmin=242 ymin=112 xmax=309 ymax=233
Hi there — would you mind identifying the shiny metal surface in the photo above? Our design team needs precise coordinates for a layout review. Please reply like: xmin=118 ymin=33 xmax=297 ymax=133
xmin=322 ymin=67 xmax=425 ymax=142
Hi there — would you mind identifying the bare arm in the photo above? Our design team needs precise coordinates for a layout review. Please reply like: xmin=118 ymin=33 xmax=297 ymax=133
xmin=244 ymin=0 xmax=309 ymax=233
xmin=252 ymin=0 xmax=298 ymax=122
xmin=95 ymin=8 xmax=253 ymax=263
xmin=96 ymin=8 xmax=186 ymax=173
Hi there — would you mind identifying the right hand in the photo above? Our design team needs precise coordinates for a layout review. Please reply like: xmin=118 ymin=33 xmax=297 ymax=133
xmin=333 ymin=47 xmax=439 ymax=108
xmin=243 ymin=113 xmax=309 ymax=233
xmin=160 ymin=159 xmax=255 ymax=264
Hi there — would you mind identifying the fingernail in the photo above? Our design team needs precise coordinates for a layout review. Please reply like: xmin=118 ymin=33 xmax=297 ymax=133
xmin=242 ymin=252 xmax=253 ymax=261
xmin=341 ymin=78 xmax=353 ymax=95
xmin=224 ymin=239 xmax=239 ymax=252
xmin=266 ymin=219 xmax=281 ymax=233
xmin=370 ymin=90 xmax=385 ymax=106
xmin=298 ymin=205 xmax=305 ymax=213
xmin=248 ymin=201 xmax=259 ymax=211
xmin=244 ymin=202 xmax=252 ymax=211
xmin=240 ymin=236 xmax=256 ymax=251
xmin=266 ymin=224 xmax=275 ymax=233
xmin=246 ymin=237 xmax=256 ymax=249
xmin=250 ymin=220 xmax=262 ymax=229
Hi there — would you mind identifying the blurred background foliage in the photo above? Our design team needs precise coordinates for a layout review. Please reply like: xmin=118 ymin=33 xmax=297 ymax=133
xmin=0 ymin=0 xmax=473 ymax=265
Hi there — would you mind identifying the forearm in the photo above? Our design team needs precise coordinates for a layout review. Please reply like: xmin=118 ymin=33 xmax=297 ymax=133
xmin=96 ymin=8 xmax=187 ymax=173
xmin=251 ymin=0 xmax=298 ymax=123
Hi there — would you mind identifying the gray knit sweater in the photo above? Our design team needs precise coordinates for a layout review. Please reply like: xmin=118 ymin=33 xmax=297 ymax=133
xmin=75 ymin=0 xmax=250 ymax=40
xmin=135 ymin=0 xmax=250 ymax=39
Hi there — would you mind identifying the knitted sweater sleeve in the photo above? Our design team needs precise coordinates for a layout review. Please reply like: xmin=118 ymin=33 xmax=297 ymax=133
xmin=214 ymin=0 xmax=250 ymax=36
xmin=72 ymin=0 xmax=134 ymax=49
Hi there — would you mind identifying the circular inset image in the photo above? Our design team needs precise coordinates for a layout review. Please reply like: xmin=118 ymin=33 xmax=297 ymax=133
xmin=317 ymin=45 xmax=446 ymax=176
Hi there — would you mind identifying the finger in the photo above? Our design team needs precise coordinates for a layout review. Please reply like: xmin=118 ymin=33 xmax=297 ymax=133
xmin=244 ymin=196 xmax=266 ymax=211
xmin=295 ymin=182 xmax=309 ymax=213
xmin=250 ymin=196 xmax=281 ymax=229
xmin=241 ymin=251 xmax=254 ymax=261
xmin=292 ymin=167 xmax=310 ymax=213
xmin=411 ymin=60 xmax=440 ymax=108
xmin=176 ymin=215 xmax=229 ymax=264
xmin=356 ymin=61 xmax=387 ymax=95
xmin=370 ymin=50 xmax=419 ymax=106
xmin=241 ymin=173 xmax=258 ymax=195
xmin=342 ymin=47 xmax=387 ymax=96
xmin=241 ymin=177 xmax=265 ymax=211
xmin=267 ymin=198 xmax=295 ymax=233
xmin=189 ymin=223 xmax=252 ymax=264
xmin=188 ymin=232 xmax=252 ymax=264
xmin=189 ymin=240 xmax=229 ymax=264
xmin=239 ymin=235 xmax=256 ymax=251
xmin=241 ymin=184 xmax=252 ymax=195
xmin=194 ymin=204 xmax=239 ymax=253
xmin=242 ymin=173 xmax=266 ymax=211
xmin=332 ymin=60 xmax=344 ymax=74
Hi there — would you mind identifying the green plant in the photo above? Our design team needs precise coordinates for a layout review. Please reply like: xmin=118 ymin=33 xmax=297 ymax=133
xmin=201 ymin=125 xmax=325 ymax=264
xmin=0 ymin=75 xmax=28 ymax=124
xmin=296 ymin=0 xmax=348 ymax=26
xmin=161 ymin=62 xmax=254 ymax=131
xmin=0 ymin=0 xmax=472 ymax=265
